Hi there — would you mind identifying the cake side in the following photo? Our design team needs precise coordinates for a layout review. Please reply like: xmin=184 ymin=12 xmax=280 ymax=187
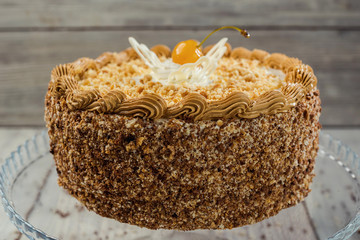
xmin=45 ymin=86 xmax=321 ymax=230
xmin=45 ymin=40 xmax=321 ymax=230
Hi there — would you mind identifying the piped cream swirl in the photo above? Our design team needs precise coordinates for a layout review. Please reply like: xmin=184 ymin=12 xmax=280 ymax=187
xmin=202 ymin=92 xmax=250 ymax=120
xmin=114 ymin=93 xmax=166 ymax=119
xmin=66 ymin=89 xmax=101 ymax=111
xmin=165 ymin=93 xmax=208 ymax=120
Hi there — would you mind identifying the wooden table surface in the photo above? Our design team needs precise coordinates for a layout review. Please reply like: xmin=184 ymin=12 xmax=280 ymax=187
xmin=0 ymin=0 xmax=359 ymax=239
xmin=0 ymin=129 xmax=359 ymax=240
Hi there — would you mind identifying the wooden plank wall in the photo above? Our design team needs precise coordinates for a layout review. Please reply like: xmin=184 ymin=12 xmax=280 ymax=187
xmin=0 ymin=0 xmax=359 ymax=127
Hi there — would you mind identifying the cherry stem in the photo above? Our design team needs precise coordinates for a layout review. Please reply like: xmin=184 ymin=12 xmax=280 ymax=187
xmin=197 ymin=26 xmax=250 ymax=48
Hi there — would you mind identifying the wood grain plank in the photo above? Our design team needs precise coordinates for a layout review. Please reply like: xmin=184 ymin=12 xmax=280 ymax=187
xmin=0 ymin=128 xmax=40 ymax=240
xmin=0 ymin=129 xmax=318 ymax=240
xmin=318 ymin=130 xmax=360 ymax=240
xmin=241 ymin=203 xmax=319 ymax=240
xmin=304 ymin=129 xmax=360 ymax=240
xmin=0 ymin=30 xmax=359 ymax=126
xmin=0 ymin=128 xmax=359 ymax=239
xmin=0 ymin=0 xmax=359 ymax=28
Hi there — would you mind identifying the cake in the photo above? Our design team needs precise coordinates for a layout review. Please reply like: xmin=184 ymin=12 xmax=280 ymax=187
xmin=45 ymin=34 xmax=321 ymax=230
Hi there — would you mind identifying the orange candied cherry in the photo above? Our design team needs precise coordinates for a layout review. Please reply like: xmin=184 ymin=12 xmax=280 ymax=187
xmin=171 ymin=26 xmax=250 ymax=65
xmin=172 ymin=39 xmax=203 ymax=65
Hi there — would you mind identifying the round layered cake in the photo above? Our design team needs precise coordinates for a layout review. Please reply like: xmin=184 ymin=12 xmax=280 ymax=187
xmin=45 ymin=37 xmax=321 ymax=230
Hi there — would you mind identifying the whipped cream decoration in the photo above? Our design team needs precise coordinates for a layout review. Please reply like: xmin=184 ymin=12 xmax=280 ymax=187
xmin=128 ymin=37 xmax=228 ymax=86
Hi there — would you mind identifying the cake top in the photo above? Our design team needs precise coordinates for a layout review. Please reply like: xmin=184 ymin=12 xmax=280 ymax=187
xmin=78 ymin=50 xmax=285 ymax=105
xmin=50 ymin=31 xmax=317 ymax=121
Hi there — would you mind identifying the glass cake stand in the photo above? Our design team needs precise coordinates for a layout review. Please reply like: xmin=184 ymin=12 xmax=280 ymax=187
xmin=0 ymin=130 xmax=359 ymax=240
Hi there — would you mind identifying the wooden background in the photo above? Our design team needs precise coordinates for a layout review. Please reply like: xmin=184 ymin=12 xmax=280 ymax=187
xmin=0 ymin=1 xmax=359 ymax=240
xmin=0 ymin=0 xmax=359 ymax=127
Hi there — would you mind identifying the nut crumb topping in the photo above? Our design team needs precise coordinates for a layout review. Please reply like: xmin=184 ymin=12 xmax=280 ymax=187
xmin=78 ymin=57 xmax=285 ymax=106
